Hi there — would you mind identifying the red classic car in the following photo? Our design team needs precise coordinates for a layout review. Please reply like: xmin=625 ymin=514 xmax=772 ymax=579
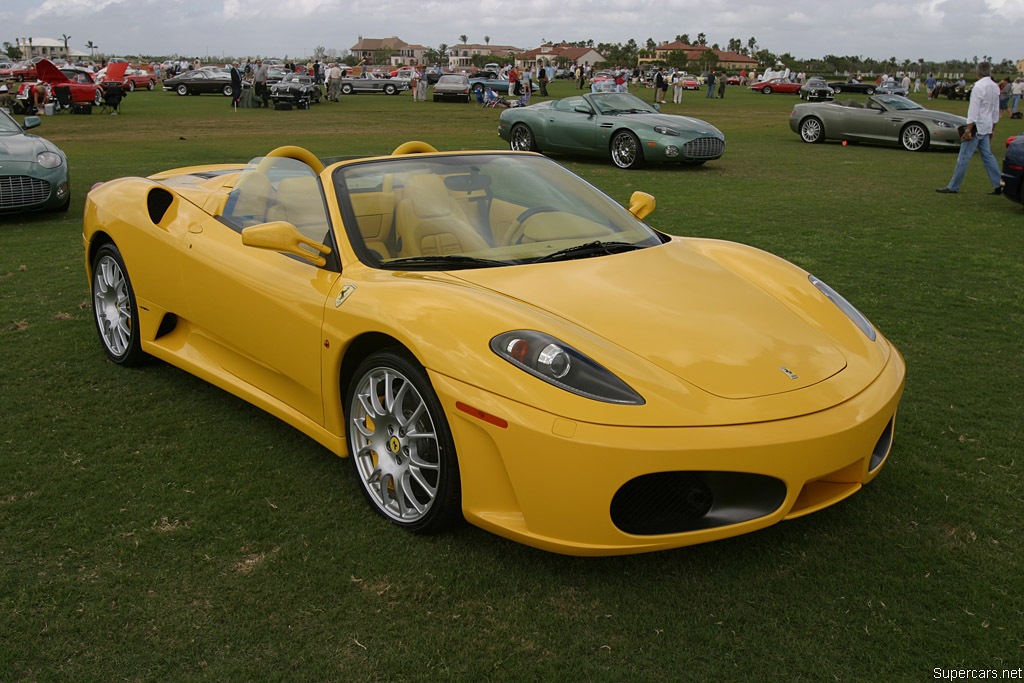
xmin=15 ymin=59 xmax=104 ymax=110
xmin=749 ymin=78 xmax=802 ymax=94
xmin=98 ymin=63 xmax=156 ymax=91
xmin=10 ymin=62 xmax=38 ymax=82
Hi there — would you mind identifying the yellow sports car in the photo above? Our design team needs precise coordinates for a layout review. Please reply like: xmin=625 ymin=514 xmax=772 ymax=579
xmin=83 ymin=142 xmax=905 ymax=556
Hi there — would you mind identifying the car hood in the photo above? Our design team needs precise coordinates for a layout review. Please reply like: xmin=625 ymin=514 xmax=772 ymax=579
xmin=613 ymin=112 xmax=722 ymax=137
xmin=917 ymin=109 xmax=967 ymax=125
xmin=451 ymin=242 xmax=847 ymax=400
xmin=0 ymin=132 xmax=52 ymax=162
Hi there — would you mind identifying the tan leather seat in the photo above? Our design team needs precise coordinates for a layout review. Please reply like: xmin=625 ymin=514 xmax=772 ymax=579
xmin=266 ymin=177 xmax=329 ymax=243
xmin=395 ymin=174 xmax=489 ymax=257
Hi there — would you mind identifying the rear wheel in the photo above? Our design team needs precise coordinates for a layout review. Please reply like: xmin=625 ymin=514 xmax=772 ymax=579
xmin=610 ymin=130 xmax=643 ymax=169
xmin=510 ymin=123 xmax=537 ymax=152
xmin=127 ymin=80 xmax=135 ymax=92
xmin=833 ymin=85 xmax=843 ymax=94
xmin=799 ymin=116 xmax=825 ymax=143
xmin=222 ymin=84 xmax=233 ymax=96
xmin=763 ymin=85 xmax=773 ymax=94
xmin=866 ymin=87 xmax=875 ymax=95
xmin=900 ymin=123 xmax=929 ymax=151
xmin=147 ymin=80 xmax=155 ymax=91
xmin=346 ymin=350 xmax=462 ymax=533
xmin=384 ymin=84 xmax=397 ymax=95
xmin=91 ymin=243 xmax=147 ymax=366
xmin=341 ymin=83 xmax=353 ymax=95
xmin=94 ymin=89 xmax=103 ymax=106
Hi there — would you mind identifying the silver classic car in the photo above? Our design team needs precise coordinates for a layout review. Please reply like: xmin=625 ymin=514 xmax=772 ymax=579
xmin=789 ymin=94 xmax=966 ymax=151
xmin=339 ymin=73 xmax=409 ymax=96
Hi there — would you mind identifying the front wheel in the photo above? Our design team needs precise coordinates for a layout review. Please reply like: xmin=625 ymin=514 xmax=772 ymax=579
xmin=346 ymin=350 xmax=462 ymax=533
xmin=610 ymin=130 xmax=643 ymax=169
xmin=799 ymin=116 xmax=825 ymax=143
xmin=510 ymin=123 xmax=537 ymax=152
xmin=763 ymin=85 xmax=772 ymax=94
xmin=833 ymin=85 xmax=842 ymax=94
xmin=900 ymin=123 xmax=929 ymax=152
xmin=91 ymin=243 xmax=146 ymax=366
xmin=176 ymin=84 xmax=188 ymax=96
xmin=222 ymin=85 xmax=233 ymax=96
xmin=127 ymin=80 xmax=135 ymax=92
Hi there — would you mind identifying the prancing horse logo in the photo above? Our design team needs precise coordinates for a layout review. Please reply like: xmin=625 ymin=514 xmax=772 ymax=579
xmin=779 ymin=366 xmax=799 ymax=380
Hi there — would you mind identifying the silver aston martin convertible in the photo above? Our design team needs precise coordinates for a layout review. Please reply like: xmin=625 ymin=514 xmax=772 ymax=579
xmin=789 ymin=94 xmax=966 ymax=151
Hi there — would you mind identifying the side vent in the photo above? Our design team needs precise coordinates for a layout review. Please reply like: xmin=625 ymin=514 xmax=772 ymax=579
xmin=147 ymin=187 xmax=175 ymax=225
xmin=155 ymin=313 xmax=178 ymax=339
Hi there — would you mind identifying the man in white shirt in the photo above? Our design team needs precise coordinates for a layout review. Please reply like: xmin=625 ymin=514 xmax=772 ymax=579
xmin=936 ymin=61 xmax=1002 ymax=195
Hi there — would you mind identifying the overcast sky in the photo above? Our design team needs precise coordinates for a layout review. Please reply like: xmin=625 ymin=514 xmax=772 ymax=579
xmin=2 ymin=0 xmax=1022 ymax=64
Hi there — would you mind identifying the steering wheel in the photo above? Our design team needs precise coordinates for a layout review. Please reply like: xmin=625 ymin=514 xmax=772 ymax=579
xmin=506 ymin=206 xmax=560 ymax=245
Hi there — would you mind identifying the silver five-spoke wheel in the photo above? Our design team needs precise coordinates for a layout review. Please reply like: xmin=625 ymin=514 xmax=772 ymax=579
xmin=347 ymin=351 xmax=460 ymax=532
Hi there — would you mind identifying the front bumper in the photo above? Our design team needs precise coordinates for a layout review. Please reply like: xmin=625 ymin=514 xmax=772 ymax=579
xmin=431 ymin=346 xmax=905 ymax=556
xmin=0 ymin=166 xmax=70 ymax=213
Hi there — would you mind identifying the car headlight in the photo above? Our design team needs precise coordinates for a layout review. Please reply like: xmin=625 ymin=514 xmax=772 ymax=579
xmin=932 ymin=119 xmax=953 ymax=128
xmin=36 ymin=152 xmax=63 ymax=169
xmin=491 ymin=330 xmax=645 ymax=405
xmin=653 ymin=126 xmax=681 ymax=136
xmin=809 ymin=275 xmax=876 ymax=341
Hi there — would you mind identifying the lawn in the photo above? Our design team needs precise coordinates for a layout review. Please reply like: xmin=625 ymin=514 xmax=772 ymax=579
xmin=1 ymin=81 xmax=1022 ymax=680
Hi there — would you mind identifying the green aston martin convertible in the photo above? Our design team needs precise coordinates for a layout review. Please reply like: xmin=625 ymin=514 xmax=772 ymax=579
xmin=497 ymin=92 xmax=725 ymax=170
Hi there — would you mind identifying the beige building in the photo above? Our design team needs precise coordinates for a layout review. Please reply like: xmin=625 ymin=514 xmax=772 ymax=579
xmin=517 ymin=44 xmax=605 ymax=69
xmin=447 ymin=43 xmax=525 ymax=69
xmin=349 ymin=37 xmax=427 ymax=66
xmin=15 ymin=37 xmax=87 ymax=61
xmin=650 ymin=41 xmax=758 ymax=71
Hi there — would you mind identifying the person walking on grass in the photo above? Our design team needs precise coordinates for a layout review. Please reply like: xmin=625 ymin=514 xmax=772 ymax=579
xmin=936 ymin=61 xmax=1002 ymax=195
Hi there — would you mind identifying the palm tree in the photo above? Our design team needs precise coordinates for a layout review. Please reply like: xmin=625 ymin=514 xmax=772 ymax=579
xmin=459 ymin=34 xmax=468 ymax=45
xmin=484 ymin=36 xmax=490 ymax=46
xmin=86 ymin=40 xmax=97 ymax=59
xmin=61 ymin=33 xmax=71 ymax=60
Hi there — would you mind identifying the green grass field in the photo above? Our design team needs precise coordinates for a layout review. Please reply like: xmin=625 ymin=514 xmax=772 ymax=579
xmin=2 ymin=81 xmax=1022 ymax=680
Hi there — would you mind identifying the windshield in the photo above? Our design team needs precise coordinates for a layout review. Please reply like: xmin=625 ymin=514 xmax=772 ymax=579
xmin=0 ymin=110 xmax=24 ymax=134
xmin=333 ymin=153 xmax=663 ymax=269
xmin=875 ymin=95 xmax=922 ymax=110
xmin=589 ymin=92 xmax=657 ymax=115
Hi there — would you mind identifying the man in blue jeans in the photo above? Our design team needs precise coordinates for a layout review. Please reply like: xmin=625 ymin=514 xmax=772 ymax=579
xmin=936 ymin=61 xmax=1001 ymax=195
xmin=706 ymin=70 xmax=716 ymax=98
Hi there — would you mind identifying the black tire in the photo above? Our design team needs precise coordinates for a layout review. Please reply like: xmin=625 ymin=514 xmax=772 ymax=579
xmin=866 ymin=87 xmax=875 ymax=95
xmin=147 ymin=80 xmax=155 ymax=91
xmin=473 ymin=83 xmax=485 ymax=93
xmin=610 ymin=130 xmax=644 ymax=169
xmin=465 ymin=94 xmax=471 ymax=103
xmin=176 ymin=84 xmax=188 ymax=96
xmin=509 ymin=123 xmax=537 ymax=152
xmin=345 ymin=349 xmax=462 ymax=533
xmin=900 ymin=123 xmax=929 ymax=152
xmin=54 ymin=194 xmax=71 ymax=212
xmin=384 ymin=84 xmax=397 ymax=95
xmin=94 ymin=89 xmax=103 ymax=106
xmin=833 ymin=85 xmax=842 ymax=94
xmin=799 ymin=116 xmax=825 ymax=144
xmin=433 ymin=95 xmax=439 ymax=102
xmin=127 ymin=80 xmax=135 ymax=92
xmin=222 ymin=85 xmax=232 ymax=96
xmin=90 ymin=242 xmax=147 ymax=366
xmin=341 ymin=83 xmax=353 ymax=95
xmin=763 ymin=85 xmax=772 ymax=94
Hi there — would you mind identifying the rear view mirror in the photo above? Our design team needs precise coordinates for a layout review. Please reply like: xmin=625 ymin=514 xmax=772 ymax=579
xmin=628 ymin=191 xmax=656 ymax=220
xmin=22 ymin=116 xmax=41 ymax=130
xmin=242 ymin=221 xmax=331 ymax=266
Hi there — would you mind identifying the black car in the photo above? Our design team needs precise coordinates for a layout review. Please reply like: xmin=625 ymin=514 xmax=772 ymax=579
xmin=269 ymin=74 xmax=322 ymax=105
xmin=829 ymin=80 xmax=877 ymax=95
xmin=799 ymin=77 xmax=834 ymax=101
xmin=163 ymin=70 xmax=233 ymax=96
xmin=265 ymin=68 xmax=292 ymax=85
xmin=876 ymin=81 xmax=909 ymax=97
xmin=1002 ymin=133 xmax=1024 ymax=207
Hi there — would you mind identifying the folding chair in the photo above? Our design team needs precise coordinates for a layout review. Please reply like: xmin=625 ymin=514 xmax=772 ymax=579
xmin=53 ymin=86 xmax=73 ymax=113
xmin=99 ymin=83 xmax=125 ymax=115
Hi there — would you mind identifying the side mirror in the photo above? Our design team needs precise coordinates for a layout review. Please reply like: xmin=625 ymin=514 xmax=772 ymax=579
xmin=22 ymin=116 xmax=41 ymax=130
xmin=241 ymin=221 xmax=331 ymax=267
xmin=653 ymin=103 xmax=661 ymax=112
xmin=574 ymin=105 xmax=593 ymax=115
xmin=628 ymin=191 xmax=655 ymax=220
